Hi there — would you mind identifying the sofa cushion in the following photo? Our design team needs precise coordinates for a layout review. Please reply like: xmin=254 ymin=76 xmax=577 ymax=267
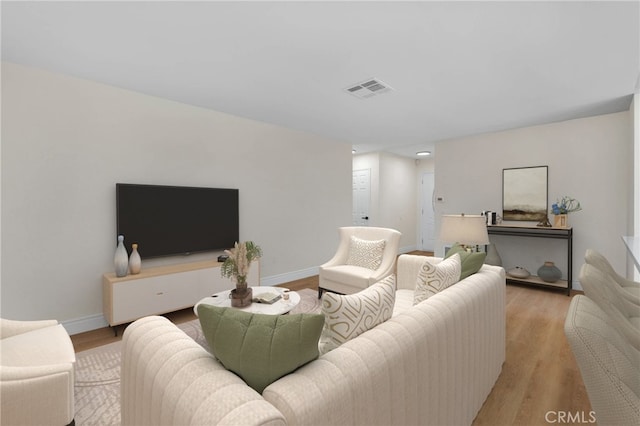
xmin=393 ymin=289 xmax=415 ymax=317
xmin=445 ymin=243 xmax=487 ymax=280
xmin=197 ymin=304 xmax=324 ymax=393
xmin=346 ymin=236 xmax=386 ymax=270
xmin=319 ymin=274 xmax=395 ymax=354
xmin=414 ymin=254 xmax=461 ymax=304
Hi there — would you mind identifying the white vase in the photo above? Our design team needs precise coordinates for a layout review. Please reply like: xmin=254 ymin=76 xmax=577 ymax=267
xmin=129 ymin=243 xmax=142 ymax=275
xmin=114 ymin=235 xmax=129 ymax=277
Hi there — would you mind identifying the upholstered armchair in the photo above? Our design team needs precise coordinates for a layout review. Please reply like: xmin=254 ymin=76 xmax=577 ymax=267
xmin=318 ymin=226 xmax=401 ymax=298
xmin=564 ymin=295 xmax=640 ymax=425
xmin=1 ymin=318 xmax=76 ymax=426
xmin=585 ymin=248 xmax=640 ymax=304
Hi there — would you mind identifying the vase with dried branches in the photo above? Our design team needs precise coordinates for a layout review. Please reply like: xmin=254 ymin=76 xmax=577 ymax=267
xmin=221 ymin=241 xmax=262 ymax=307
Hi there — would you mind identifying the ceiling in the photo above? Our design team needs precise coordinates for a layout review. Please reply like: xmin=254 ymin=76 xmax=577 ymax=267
xmin=2 ymin=1 xmax=639 ymax=158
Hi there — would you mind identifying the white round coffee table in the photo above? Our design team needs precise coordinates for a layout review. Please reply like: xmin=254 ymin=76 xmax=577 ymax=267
xmin=194 ymin=286 xmax=300 ymax=316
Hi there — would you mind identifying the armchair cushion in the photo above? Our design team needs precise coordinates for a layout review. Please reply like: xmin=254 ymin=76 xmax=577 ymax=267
xmin=0 ymin=318 xmax=59 ymax=339
xmin=319 ymin=275 xmax=396 ymax=354
xmin=197 ymin=304 xmax=324 ymax=394
xmin=1 ymin=324 xmax=76 ymax=367
xmin=320 ymin=265 xmax=378 ymax=291
xmin=346 ymin=236 xmax=386 ymax=270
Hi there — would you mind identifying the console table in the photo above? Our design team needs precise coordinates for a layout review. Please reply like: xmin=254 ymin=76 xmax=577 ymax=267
xmin=487 ymin=225 xmax=573 ymax=295
xmin=103 ymin=259 xmax=260 ymax=328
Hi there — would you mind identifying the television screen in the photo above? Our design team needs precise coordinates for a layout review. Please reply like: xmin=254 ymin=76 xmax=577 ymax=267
xmin=116 ymin=183 xmax=239 ymax=258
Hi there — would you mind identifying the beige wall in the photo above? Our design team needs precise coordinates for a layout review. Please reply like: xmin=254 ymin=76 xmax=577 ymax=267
xmin=434 ymin=111 xmax=633 ymax=290
xmin=1 ymin=62 xmax=352 ymax=332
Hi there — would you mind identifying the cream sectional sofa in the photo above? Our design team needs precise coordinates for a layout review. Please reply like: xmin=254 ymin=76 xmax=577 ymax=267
xmin=120 ymin=255 xmax=506 ymax=426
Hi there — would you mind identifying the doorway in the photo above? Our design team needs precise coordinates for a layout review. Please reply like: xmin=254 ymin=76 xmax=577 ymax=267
xmin=421 ymin=172 xmax=435 ymax=251
xmin=352 ymin=169 xmax=371 ymax=226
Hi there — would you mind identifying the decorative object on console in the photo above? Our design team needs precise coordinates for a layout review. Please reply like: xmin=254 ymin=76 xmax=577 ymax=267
xmin=481 ymin=210 xmax=498 ymax=225
xmin=551 ymin=196 xmax=581 ymax=228
xmin=507 ymin=266 xmax=531 ymax=279
xmin=439 ymin=214 xmax=489 ymax=252
xmin=484 ymin=243 xmax=502 ymax=266
xmin=221 ymin=241 xmax=262 ymax=308
xmin=537 ymin=215 xmax=552 ymax=227
xmin=502 ymin=165 xmax=548 ymax=222
xmin=114 ymin=235 xmax=128 ymax=277
xmin=128 ymin=243 xmax=141 ymax=275
xmin=537 ymin=261 xmax=562 ymax=283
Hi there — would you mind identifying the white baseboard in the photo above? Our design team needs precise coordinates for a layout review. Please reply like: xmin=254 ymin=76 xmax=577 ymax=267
xmin=572 ymin=280 xmax=583 ymax=292
xmin=62 ymin=313 xmax=108 ymax=336
xmin=260 ymin=266 xmax=319 ymax=287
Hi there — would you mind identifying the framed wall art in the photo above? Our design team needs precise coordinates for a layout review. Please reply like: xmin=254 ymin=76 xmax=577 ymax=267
xmin=502 ymin=165 xmax=548 ymax=221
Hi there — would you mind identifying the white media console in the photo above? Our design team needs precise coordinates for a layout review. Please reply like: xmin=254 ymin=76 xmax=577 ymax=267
xmin=103 ymin=260 xmax=260 ymax=327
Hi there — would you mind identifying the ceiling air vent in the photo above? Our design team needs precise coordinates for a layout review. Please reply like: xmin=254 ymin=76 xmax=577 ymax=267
xmin=345 ymin=78 xmax=393 ymax=99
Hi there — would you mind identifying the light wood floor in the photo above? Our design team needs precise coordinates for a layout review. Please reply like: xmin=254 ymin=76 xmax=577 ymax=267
xmin=71 ymin=254 xmax=591 ymax=425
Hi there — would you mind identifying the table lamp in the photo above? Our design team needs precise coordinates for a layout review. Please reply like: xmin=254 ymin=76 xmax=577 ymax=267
xmin=439 ymin=214 xmax=489 ymax=252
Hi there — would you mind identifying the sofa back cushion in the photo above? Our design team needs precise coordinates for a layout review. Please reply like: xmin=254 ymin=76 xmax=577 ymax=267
xmin=319 ymin=275 xmax=395 ymax=354
xmin=414 ymin=253 xmax=461 ymax=304
xmin=197 ymin=305 xmax=324 ymax=393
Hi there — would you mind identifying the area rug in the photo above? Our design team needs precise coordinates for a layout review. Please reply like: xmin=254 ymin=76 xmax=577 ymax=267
xmin=74 ymin=288 xmax=321 ymax=425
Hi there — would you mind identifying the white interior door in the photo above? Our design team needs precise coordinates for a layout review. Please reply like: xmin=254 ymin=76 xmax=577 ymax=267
xmin=353 ymin=169 xmax=371 ymax=226
xmin=421 ymin=172 xmax=436 ymax=251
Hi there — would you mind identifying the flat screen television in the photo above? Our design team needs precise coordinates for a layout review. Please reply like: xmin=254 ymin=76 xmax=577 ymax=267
xmin=116 ymin=183 xmax=239 ymax=259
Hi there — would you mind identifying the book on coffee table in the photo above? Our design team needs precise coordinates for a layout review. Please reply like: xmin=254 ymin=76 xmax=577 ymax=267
xmin=253 ymin=292 xmax=282 ymax=304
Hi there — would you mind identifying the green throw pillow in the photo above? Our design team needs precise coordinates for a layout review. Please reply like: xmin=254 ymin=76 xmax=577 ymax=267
xmin=197 ymin=304 xmax=324 ymax=393
xmin=445 ymin=243 xmax=487 ymax=280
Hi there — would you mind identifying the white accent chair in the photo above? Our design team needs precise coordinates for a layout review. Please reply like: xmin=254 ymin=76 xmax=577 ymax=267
xmin=318 ymin=226 xmax=401 ymax=298
xmin=585 ymin=248 xmax=640 ymax=304
xmin=564 ymin=295 xmax=640 ymax=425
xmin=1 ymin=318 xmax=76 ymax=426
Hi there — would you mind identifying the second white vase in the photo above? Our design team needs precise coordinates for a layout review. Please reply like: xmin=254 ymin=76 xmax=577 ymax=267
xmin=129 ymin=243 xmax=142 ymax=274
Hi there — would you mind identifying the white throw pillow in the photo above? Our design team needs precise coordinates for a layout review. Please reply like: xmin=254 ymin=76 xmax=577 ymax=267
xmin=346 ymin=236 xmax=386 ymax=270
xmin=319 ymin=274 xmax=396 ymax=355
xmin=413 ymin=254 xmax=461 ymax=305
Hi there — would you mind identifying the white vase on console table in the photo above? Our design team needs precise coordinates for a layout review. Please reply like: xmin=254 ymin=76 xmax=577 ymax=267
xmin=114 ymin=235 xmax=129 ymax=278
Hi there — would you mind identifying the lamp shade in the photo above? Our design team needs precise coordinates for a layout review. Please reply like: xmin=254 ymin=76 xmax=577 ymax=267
xmin=439 ymin=214 xmax=489 ymax=245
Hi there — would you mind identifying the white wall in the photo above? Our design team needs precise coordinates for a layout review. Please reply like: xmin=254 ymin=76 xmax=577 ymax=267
xmin=434 ymin=111 xmax=632 ymax=290
xmin=353 ymin=152 xmax=417 ymax=252
xmin=1 ymin=62 xmax=352 ymax=332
